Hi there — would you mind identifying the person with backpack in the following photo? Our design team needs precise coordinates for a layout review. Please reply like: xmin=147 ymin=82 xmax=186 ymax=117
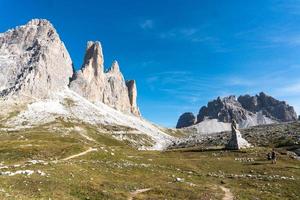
xmin=271 ymin=149 xmax=277 ymax=164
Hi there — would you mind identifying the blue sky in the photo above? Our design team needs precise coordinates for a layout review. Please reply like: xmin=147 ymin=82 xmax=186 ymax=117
xmin=1 ymin=0 xmax=300 ymax=127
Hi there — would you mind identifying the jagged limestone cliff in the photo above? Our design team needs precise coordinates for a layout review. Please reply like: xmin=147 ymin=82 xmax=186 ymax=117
xmin=69 ymin=41 xmax=140 ymax=116
xmin=0 ymin=19 xmax=140 ymax=116
xmin=0 ymin=19 xmax=168 ymax=150
xmin=0 ymin=19 xmax=73 ymax=99
xmin=177 ymin=93 xmax=297 ymax=131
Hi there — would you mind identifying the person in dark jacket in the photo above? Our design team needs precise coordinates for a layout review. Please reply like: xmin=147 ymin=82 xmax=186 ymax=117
xmin=271 ymin=149 xmax=277 ymax=164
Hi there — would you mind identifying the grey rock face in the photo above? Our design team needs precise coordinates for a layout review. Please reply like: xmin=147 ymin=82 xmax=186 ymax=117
xmin=0 ymin=19 xmax=73 ymax=99
xmin=238 ymin=92 xmax=297 ymax=122
xmin=70 ymin=41 xmax=140 ymax=116
xmin=196 ymin=96 xmax=251 ymax=123
xmin=176 ymin=112 xmax=196 ymax=128
xmin=177 ymin=92 xmax=297 ymax=129
xmin=195 ymin=93 xmax=297 ymax=125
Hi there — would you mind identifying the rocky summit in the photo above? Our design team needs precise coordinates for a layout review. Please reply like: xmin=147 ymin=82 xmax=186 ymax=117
xmin=176 ymin=92 xmax=297 ymax=131
xmin=238 ymin=92 xmax=297 ymax=122
xmin=0 ymin=19 xmax=73 ymax=99
xmin=0 ymin=19 xmax=140 ymax=116
xmin=69 ymin=41 xmax=140 ymax=116
xmin=176 ymin=112 xmax=196 ymax=128
xmin=0 ymin=19 xmax=173 ymax=150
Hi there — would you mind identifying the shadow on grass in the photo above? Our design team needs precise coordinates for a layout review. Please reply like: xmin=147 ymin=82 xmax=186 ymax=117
xmin=285 ymin=166 xmax=300 ymax=170
xmin=249 ymin=162 xmax=270 ymax=166
xmin=167 ymin=146 xmax=249 ymax=154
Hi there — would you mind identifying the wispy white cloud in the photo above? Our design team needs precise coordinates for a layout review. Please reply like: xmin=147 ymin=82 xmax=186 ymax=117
xmin=180 ymin=28 xmax=198 ymax=36
xmin=225 ymin=77 xmax=256 ymax=87
xmin=146 ymin=70 xmax=226 ymax=104
xmin=261 ymin=31 xmax=300 ymax=47
xmin=285 ymin=97 xmax=300 ymax=115
xmin=218 ymin=66 xmax=300 ymax=115
xmin=275 ymin=81 xmax=300 ymax=96
xmin=271 ymin=0 xmax=300 ymax=15
xmin=145 ymin=63 xmax=300 ymax=115
xmin=140 ymin=19 xmax=154 ymax=30
xmin=158 ymin=27 xmax=228 ymax=52
xmin=235 ymin=20 xmax=300 ymax=49
xmin=159 ymin=30 xmax=178 ymax=39
xmin=159 ymin=28 xmax=200 ymax=41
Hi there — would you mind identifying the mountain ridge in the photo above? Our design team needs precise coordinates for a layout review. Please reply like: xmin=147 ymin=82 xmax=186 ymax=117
xmin=0 ymin=19 xmax=172 ymax=150
xmin=176 ymin=92 xmax=297 ymax=132
xmin=0 ymin=19 xmax=140 ymax=116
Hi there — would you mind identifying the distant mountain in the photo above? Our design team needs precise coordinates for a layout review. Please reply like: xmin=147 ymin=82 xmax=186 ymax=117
xmin=0 ymin=19 xmax=174 ymax=150
xmin=176 ymin=92 xmax=297 ymax=133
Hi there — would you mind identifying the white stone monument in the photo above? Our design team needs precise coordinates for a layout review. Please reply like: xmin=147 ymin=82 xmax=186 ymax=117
xmin=226 ymin=119 xmax=251 ymax=150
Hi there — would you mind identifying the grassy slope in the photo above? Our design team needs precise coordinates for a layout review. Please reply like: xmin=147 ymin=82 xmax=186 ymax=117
xmin=0 ymin=122 xmax=299 ymax=199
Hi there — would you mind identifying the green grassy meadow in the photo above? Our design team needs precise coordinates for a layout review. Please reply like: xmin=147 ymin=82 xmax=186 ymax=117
xmin=0 ymin=122 xmax=299 ymax=200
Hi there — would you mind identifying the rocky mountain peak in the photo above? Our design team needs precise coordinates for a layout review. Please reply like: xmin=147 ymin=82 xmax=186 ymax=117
xmin=26 ymin=18 xmax=53 ymax=27
xmin=177 ymin=92 xmax=297 ymax=130
xmin=176 ymin=112 xmax=196 ymax=128
xmin=238 ymin=92 xmax=297 ymax=122
xmin=69 ymin=41 xmax=140 ymax=116
xmin=197 ymin=95 xmax=249 ymax=124
xmin=108 ymin=60 xmax=121 ymax=73
xmin=0 ymin=19 xmax=141 ymax=116
xmin=81 ymin=41 xmax=104 ymax=81
xmin=0 ymin=19 xmax=73 ymax=99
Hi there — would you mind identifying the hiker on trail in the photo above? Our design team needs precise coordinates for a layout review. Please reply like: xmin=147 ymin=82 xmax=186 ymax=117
xmin=271 ymin=149 xmax=277 ymax=164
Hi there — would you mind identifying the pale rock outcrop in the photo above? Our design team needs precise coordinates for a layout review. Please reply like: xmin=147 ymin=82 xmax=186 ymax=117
xmin=70 ymin=41 xmax=140 ymax=116
xmin=126 ymin=80 xmax=140 ymax=116
xmin=182 ymin=119 xmax=231 ymax=134
xmin=0 ymin=19 xmax=73 ymax=99
xmin=226 ymin=120 xmax=251 ymax=150
xmin=80 ymin=41 xmax=104 ymax=82
xmin=0 ymin=19 xmax=141 ymax=116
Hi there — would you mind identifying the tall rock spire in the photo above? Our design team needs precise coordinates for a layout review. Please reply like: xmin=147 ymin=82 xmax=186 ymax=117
xmin=126 ymin=80 xmax=140 ymax=116
xmin=0 ymin=19 xmax=141 ymax=116
xmin=81 ymin=41 xmax=104 ymax=82
xmin=108 ymin=60 xmax=120 ymax=73
xmin=69 ymin=41 xmax=141 ymax=116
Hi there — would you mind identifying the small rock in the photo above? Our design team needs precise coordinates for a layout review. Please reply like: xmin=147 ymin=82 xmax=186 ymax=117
xmin=176 ymin=177 xmax=184 ymax=182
